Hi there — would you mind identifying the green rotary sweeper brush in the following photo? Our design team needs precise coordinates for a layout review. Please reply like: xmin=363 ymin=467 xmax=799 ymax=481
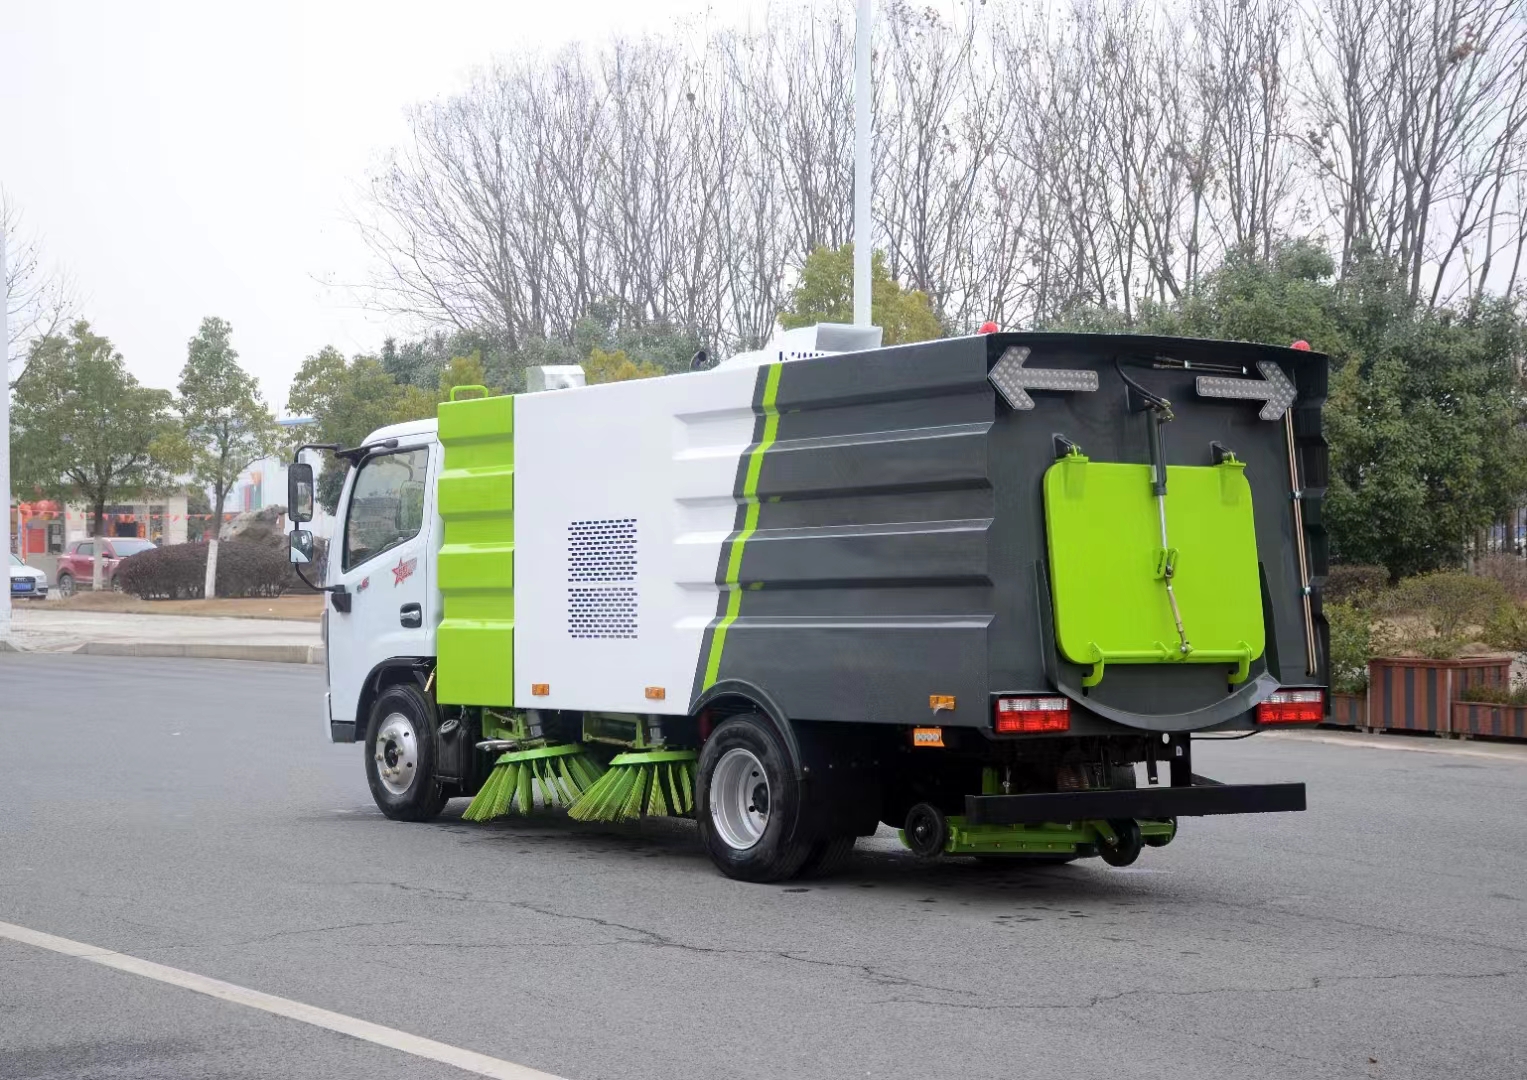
xmin=564 ymin=714 xmax=699 ymax=823
xmin=462 ymin=712 xmax=605 ymax=822
xmin=566 ymin=749 xmax=697 ymax=822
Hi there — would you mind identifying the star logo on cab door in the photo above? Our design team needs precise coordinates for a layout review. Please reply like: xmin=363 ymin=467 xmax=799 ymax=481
xmin=391 ymin=556 xmax=416 ymax=586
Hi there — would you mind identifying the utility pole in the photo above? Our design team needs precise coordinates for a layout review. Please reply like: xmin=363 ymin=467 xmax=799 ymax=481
xmin=2 ymin=228 xmax=12 ymax=640
xmin=853 ymin=0 xmax=873 ymax=327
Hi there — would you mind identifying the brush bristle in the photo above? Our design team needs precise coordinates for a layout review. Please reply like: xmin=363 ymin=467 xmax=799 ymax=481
xmin=462 ymin=745 xmax=604 ymax=821
xmin=565 ymin=757 xmax=699 ymax=822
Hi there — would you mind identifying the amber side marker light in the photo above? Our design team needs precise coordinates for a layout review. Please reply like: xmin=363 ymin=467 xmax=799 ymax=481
xmin=912 ymin=727 xmax=945 ymax=748
xmin=1256 ymin=689 xmax=1324 ymax=724
xmin=994 ymin=696 xmax=1070 ymax=733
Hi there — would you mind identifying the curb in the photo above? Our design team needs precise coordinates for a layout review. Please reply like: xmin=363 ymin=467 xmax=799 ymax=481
xmin=73 ymin=642 xmax=326 ymax=666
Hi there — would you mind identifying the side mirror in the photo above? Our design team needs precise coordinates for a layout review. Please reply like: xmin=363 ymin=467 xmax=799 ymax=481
xmin=288 ymin=462 xmax=315 ymax=523
xmin=289 ymin=528 xmax=315 ymax=565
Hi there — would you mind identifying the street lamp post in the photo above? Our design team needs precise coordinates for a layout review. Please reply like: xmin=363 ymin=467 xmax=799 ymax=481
xmin=2 ymin=229 xmax=12 ymax=639
xmin=853 ymin=0 xmax=873 ymax=328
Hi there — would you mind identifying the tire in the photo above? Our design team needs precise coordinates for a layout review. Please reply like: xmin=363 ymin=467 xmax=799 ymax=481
xmin=364 ymin=683 xmax=449 ymax=822
xmin=1097 ymin=819 xmax=1143 ymax=867
xmin=797 ymin=834 xmax=856 ymax=879
xmin=697 ymin=713 xmax=812 ymax=882
xmin=57 ymin=573 xmax=75 ymax=598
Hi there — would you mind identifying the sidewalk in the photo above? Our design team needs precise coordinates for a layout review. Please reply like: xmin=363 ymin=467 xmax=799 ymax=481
xmin=2 ymin=607 xmax=323 ymax=665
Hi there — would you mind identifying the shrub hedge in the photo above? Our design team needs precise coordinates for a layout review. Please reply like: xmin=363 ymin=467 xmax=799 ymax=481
xmin=117 ymin=542 xmax=293 ymax=600
xmin=1323 ymin=564 xmax=1389 ymax=607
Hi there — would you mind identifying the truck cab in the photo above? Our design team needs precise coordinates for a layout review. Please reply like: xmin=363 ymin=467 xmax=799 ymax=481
xmin=311 ymin=418 xmax=441 ymax=744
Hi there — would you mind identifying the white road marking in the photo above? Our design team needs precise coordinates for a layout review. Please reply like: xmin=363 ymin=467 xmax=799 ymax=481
xmin=0 ymin=919 xmax=569 ymax=1080
xmin=1267 ymin=730 xmax=1527 ymax=763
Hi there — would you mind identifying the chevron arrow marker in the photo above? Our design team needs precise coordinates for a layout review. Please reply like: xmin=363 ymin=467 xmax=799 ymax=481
xmin=988 ymin=346 xmax=1100 ymax=410
xmin=1195 ymin=360 xmax=1298 ymax=421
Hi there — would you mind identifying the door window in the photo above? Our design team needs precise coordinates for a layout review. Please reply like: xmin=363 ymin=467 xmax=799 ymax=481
xmin=342 ymin=447 xmax=430 ymax=572
xmin=76 ymin=542 xmax=94 ymax=559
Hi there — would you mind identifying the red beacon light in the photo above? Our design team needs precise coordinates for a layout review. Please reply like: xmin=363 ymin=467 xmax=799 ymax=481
xmin=1290 ymin=339 xmax=1311 ymax=351
xmin=978 ymin=321 xmax=999 ymax=334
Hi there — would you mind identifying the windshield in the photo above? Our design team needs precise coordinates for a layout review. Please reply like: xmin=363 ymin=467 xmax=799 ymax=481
xmin=111 ymin=539 xmax=156 ymax=556
xmin=8 ymin=554 xmax=20 ymax=566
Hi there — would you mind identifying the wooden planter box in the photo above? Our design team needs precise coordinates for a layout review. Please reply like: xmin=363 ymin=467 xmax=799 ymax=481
xmin=1451 ymin=701 xmax=1527 ymax=740
xmin=1326 ymin=691 xmax=1367 ymax=728
xmin=1367 ymin=655 xmax=1512 ymax=734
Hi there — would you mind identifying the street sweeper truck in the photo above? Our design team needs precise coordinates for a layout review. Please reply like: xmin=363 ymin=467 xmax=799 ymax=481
xmin=288 ymin=326 xmax=1327 ymax=882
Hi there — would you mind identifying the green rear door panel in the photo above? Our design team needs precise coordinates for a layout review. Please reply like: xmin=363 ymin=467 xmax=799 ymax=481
xmin=1043 ymin=455 xmax=1263 ymax=683
xmin=436 ymin=394 xmax=515 ymax=706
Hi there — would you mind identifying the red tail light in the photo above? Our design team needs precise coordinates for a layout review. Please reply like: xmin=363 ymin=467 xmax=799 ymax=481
xmin=1256 ymin=689 xmax=1324 ymax=724
xmin=994 ymin=696 xmax=1070 ymax=733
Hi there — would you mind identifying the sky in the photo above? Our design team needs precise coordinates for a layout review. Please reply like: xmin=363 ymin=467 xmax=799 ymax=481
xmin=0 ymin=0 xmax=777 ymax=411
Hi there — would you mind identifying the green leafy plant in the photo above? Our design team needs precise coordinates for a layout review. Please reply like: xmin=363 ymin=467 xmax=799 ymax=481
xmin=1483 ymin=601 xmax=1527 ymax=653
xmin=10 ymin=321 xmax=183 ymax=539
xmin=1459 ymin=683 xmax=1527 ymax=707
xmin=117 ymin=542 xmax=292 ymax=600
xmin=780 ymin=244 xmax=943 ymax=346
xmin=1323 ymin=565 xmax=1390 ymax=608
xmin=1474 ymin=554 xmax=1527 ymax=603
xmin=1381 ymin=572 xmax=1510 ymax=658
xmin=1325 ymin=601 xmax=1375 ymax=693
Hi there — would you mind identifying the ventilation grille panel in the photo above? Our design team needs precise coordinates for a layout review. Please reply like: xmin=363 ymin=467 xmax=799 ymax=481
xmin=568 ymin=586 xmax=638 ymax=639
xmin=567 ymin=518 xmax=638 ymax=638
xmin=568 ymin=518 xmax=637 ymax=582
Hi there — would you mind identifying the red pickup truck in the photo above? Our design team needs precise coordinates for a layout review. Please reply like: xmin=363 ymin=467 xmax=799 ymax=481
xmin=55 ymin=537 xmax=158 ymax=596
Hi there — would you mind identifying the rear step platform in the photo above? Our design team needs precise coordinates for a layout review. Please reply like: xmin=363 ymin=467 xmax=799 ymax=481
xmin=965 ymin=778 xmax=1306 ymax=825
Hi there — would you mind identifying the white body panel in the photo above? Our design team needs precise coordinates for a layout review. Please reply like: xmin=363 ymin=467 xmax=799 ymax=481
xmin=513 ymin=366 xmax=759 ymax=713
xmin=326 ymin=427 xmax=443 ymax=730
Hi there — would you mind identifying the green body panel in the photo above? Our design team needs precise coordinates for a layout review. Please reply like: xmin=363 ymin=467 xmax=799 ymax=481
xmin=436 ymin=394 xmax=516 ymax=706
xmin=1043 ymin=453 xmax=1264 ymax=686
xmin=701 ymin=361 xmax=782 ymax=691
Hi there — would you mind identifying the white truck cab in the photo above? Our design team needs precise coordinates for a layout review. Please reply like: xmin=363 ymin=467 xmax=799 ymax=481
xmin=318 ymin=418 xmax=442 ymax=742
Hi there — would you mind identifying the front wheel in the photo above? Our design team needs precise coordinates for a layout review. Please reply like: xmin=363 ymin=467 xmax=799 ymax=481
xmin=364 ymin=683 xmax=448 ymax=822
xmin=697 ymin=713 xmax=812 ymax=882
xmin=57 ymin=573 xmax=75 ymax=598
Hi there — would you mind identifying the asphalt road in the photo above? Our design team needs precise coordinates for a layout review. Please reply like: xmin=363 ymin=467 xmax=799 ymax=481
xmin=1 ymin=654 xmax=1523 ymax=1080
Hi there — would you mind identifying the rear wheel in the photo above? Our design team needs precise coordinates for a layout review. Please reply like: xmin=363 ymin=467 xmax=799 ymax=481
xmin=797 ymin=834 xmax=856 ymax=878
xmin=697 ymin=713 xmax=812 ymax=882
xmin=364 ymin=683 xmax=448 ymax=822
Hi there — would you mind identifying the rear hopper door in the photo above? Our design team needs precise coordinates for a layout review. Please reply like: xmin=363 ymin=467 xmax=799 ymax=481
xmin=1043 ymin=451 xmax=1264 ymax=688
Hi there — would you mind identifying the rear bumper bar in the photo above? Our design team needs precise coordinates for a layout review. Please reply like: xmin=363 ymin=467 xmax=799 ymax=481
xmin=965 ymin=779 xmax=1306 ymax=825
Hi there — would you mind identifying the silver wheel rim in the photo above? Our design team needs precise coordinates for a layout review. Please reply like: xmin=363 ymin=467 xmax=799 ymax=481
xmin=710 ymin=747 xmax=770 ymax=851
xmin=374 ymin=712 xmax=418 ymax=796
xmin=59 ymin=576 xmax=73 ymax=597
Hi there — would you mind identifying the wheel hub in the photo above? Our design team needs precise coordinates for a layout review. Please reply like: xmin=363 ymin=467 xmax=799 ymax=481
xmin=374 ymin=713 xmax=418 ymax=796
xmin=710 ymin=748 xmax=770 ymax=851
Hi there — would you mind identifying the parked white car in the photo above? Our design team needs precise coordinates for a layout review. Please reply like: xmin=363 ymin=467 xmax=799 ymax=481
xmin=8 ymin=553 xmax=50 ymax=600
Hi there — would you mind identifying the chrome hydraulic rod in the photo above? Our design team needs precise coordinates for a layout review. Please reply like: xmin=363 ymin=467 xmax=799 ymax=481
xmin=1285 ymin=410 xmax=1317 ymax=674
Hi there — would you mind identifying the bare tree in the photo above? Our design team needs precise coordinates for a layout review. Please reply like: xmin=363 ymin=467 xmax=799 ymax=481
xmin=4 ymin=191 xmax=75 ymax=388
xmin=1301 ymin=0 xmax=1527 ymax=304
xmin=358 ymin=0 xmax=1526 ymax=351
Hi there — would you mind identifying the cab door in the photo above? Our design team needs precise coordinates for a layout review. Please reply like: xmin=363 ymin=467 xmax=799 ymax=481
xmin=326 ymin=442 xmax=439 ymax=734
